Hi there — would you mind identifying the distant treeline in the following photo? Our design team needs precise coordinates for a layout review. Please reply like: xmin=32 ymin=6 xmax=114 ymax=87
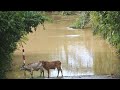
xmin=44 ymin=11 xmax=80 ymax=15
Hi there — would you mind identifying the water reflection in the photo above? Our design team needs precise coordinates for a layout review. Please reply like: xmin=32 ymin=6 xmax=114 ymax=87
xmin=66 ymin=27 xmax=78 ymax=30
xmin=49 ymin=40 xmax=94 ymax=76
xmin=65 ymin=35 xmax=80 ymax=38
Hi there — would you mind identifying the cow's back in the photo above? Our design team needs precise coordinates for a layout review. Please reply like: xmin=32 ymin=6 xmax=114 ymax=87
xmin=43 ymin=60 xmax=61 ymax=70
xmin=28 ymin=62 xmax=42 ymax=71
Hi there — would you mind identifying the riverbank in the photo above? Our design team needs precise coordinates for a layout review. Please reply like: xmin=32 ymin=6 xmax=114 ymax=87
xmin=33 ymin=75 xmax=120 ymax=79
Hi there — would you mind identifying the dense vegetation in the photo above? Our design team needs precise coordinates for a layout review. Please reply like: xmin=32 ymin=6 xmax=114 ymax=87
xmin=90 ymin=11 xmax=120 ymax=55
xmin=0 ymin=11 xmax=48 ymax=78
xmin=72 ymin=11 xmax=120 ymax=55
xmin=71 ymin=11 xmax=90 ymax=29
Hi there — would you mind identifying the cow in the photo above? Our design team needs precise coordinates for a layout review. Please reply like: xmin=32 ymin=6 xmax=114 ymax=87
xmin=39 ymin=60 xmax=63 ymax=78
xmin=20 ymin=62 xmax=44 ymax=78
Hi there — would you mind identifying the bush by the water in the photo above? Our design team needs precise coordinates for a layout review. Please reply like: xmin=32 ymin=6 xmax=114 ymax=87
xmin=0 ymin=11 xmax=49 ymax=78
xmin=70 ymin=11 xmax=90 ymax=29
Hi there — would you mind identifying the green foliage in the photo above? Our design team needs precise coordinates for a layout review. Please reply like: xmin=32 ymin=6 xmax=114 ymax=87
xmin=90 ymin=11 xmax=120 ymax=55
xmin=71 ymin=11 xmax=90 ymax=29
xmin=71 ymin=11 xmax=120 ymax=55
xmin=0 ymin=11 xmax=48 ymax=78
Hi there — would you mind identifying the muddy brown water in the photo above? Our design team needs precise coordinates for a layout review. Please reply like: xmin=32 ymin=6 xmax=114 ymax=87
xmin=6 ymin=15 xmax=120 ymax=79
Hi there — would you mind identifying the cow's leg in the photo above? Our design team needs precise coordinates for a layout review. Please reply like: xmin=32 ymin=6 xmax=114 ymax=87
xmin=40 ymin=70 xmax=44 ymax=77
xmin=57 ymin=69 xmax=60 ymax=77
xmin=30 ymin=70 xmax=33 ymax=78
xmin=24 ymin=70 xmax=26 ymax=78
xmin=47 ymin=70 xmax=49 ymax=78
xmin=61 ymin=69 xmax=63 ymax=77
xmin=40 ymin=70 xmax=42 ymax=77
xmin=57 ymin=67 xmax=63 ymax=77
xmin=43 ymin=70 xmax=44 ymax=77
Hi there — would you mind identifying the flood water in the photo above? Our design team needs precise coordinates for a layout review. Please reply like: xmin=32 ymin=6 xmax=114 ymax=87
xmin=6 ymin=15 xmax=120 ymax=79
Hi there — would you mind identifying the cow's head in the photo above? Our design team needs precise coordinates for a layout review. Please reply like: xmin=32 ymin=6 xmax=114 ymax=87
xmin=39 ymin=61 xmax=46 ymax=66
xmin=20 ymin=63 xmax=25 ymax=71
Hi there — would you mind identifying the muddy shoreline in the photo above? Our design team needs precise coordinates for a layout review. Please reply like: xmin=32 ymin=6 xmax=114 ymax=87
xmin=32 ymin=75 xmax=120 ymax=79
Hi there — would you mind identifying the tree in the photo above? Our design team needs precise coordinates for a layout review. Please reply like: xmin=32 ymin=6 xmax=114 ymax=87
xmin=0 ymin=11 xmax=48 ymax=78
